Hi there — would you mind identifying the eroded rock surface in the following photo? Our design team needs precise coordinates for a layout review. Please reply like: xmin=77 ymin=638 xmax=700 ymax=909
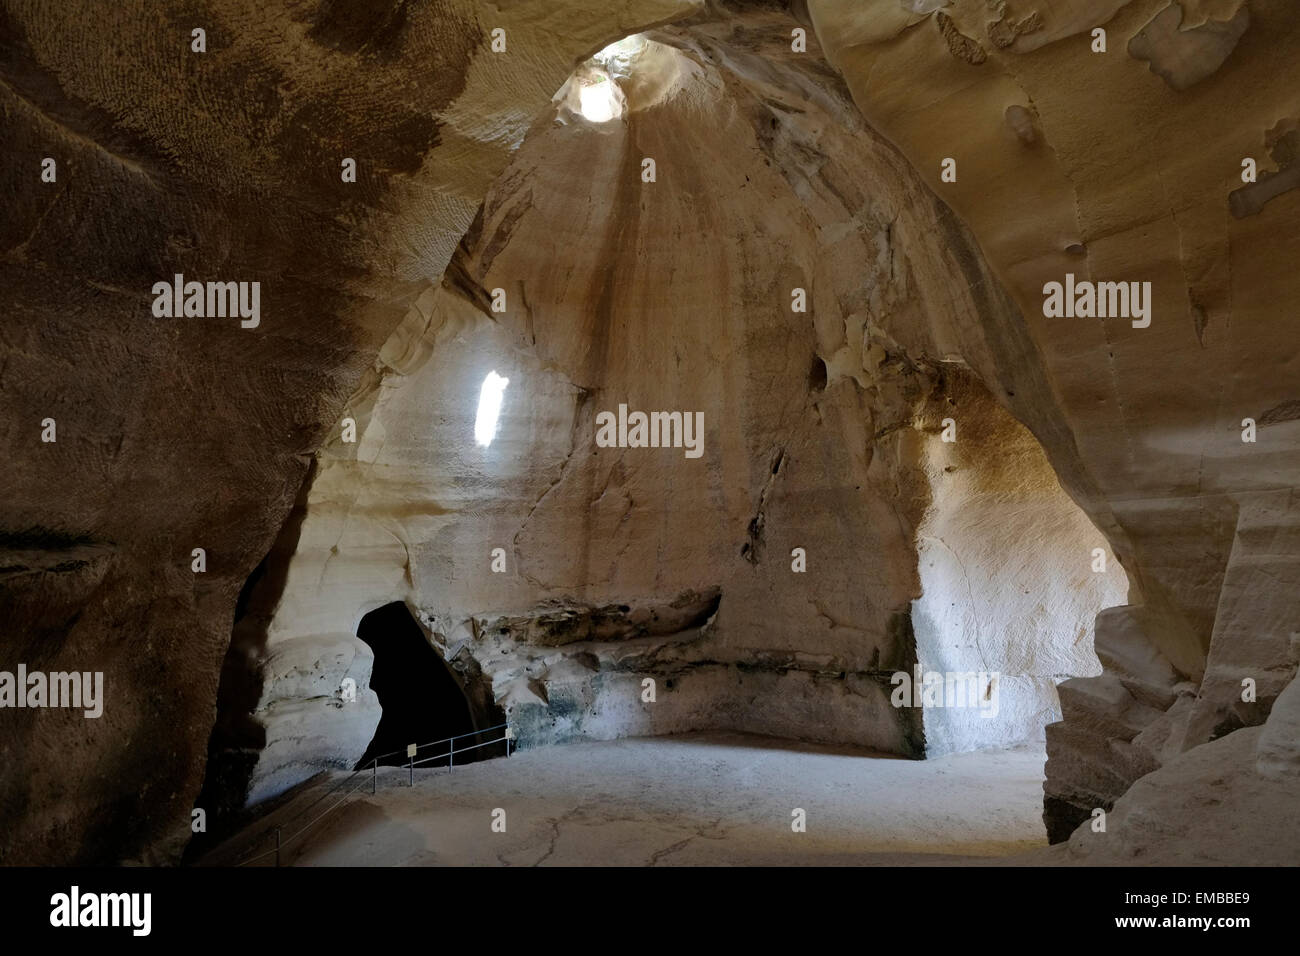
xmin=3 ymin=0 xmax=1299 ymax=864
xmin=1050 ymin=674 xmax=1300 ymax=864
xmin=220 ymin=17 xmax=1123 ymax=807
xmin=0 ymin=0 xmax=697 ymax=865
xmin=807 ymin=0 xmax=1300 ymax=844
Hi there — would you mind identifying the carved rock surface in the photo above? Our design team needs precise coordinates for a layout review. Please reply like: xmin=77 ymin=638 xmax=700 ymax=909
xmin=2 ymin=0 xmax=1299 ymax=865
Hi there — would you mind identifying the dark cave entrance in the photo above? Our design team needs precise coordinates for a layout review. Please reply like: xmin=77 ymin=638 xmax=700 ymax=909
xmin=355 ymin=602 xmax=482 ymax=768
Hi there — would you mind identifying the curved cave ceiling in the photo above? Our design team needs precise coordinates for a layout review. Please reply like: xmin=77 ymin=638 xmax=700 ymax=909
xmin=1 ymin=0 xmax=1298 ymax=872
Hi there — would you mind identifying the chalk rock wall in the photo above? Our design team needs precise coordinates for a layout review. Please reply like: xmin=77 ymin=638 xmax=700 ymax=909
xmin=804 ymin=0 xmax=1300 ymax=839
xmin=225 ymin=18 xmax=1121 ymax=805
xmin=913 ymin=372 xmax=1126 ymax=756
xmin=4 ymin=0 xmax=1299 ymax=864
xmin=1050 ymin=664 xmax=1300 ymax=864
xmin=0 ymin=0 xmax=698 ymax=865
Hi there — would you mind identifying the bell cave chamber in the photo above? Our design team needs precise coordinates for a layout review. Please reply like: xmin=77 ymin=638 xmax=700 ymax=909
xmin=2 ymin=0 xmax=1298 ymax=907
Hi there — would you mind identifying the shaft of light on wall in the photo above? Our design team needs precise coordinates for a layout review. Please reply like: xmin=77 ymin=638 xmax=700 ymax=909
xmin=475 ymin=371 xmax=510 ymax=447
xmin=579 ymin=75 xmax=619 ymax=123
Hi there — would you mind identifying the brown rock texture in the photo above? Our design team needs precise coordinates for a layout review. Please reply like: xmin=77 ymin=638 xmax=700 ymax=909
xmin=214 ymin=13 xmax=1121 ymax=810
xmin=806 ymin=0 xmax=1300 ymax=840
xmin=2 ymin=0 xmax=1299 ymax=864
xmin=0 ymin=0 xmax=695 ymax=864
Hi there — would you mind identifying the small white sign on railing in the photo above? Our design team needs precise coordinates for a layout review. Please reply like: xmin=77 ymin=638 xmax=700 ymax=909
xmin=407 ymin=743 xmax=417 ymax=759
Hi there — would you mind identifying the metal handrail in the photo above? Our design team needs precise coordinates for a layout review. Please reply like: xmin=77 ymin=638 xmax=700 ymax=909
xmin=396 ymin=723 xmax=513 ymax=785
xmin=235 ymin=773 xmax=373 ymax=867
xmin=233 ymin=722 xmax=515 ymax=867
xmin=416 ymin=736 xmax=501 ymax=761
xmin=372 ymin=723 xmax=509 ymax=763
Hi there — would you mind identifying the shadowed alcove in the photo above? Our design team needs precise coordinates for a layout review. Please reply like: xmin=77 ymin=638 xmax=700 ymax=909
xmin=354 ymin=602 xmax=477 ymax=768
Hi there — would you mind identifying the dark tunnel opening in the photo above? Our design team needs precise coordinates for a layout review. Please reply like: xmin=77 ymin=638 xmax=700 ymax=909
xmin=354 ymin=601 xmax=482 ymax=768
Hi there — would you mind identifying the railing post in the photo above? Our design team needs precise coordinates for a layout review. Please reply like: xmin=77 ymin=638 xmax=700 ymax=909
xmin=372 ymin=758 xmax=377 ymax=795
xmin=275 ymin=826 xmax=281 ymax=868
xmin=407 ymin=742 xmax=416 ymax=786
xmin=448 ymin=737 xmax=454 ymax=773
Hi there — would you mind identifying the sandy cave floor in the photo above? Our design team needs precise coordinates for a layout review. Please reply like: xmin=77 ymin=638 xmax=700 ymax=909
xmin=206 ymin=733 xmax=1057 ymax=866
